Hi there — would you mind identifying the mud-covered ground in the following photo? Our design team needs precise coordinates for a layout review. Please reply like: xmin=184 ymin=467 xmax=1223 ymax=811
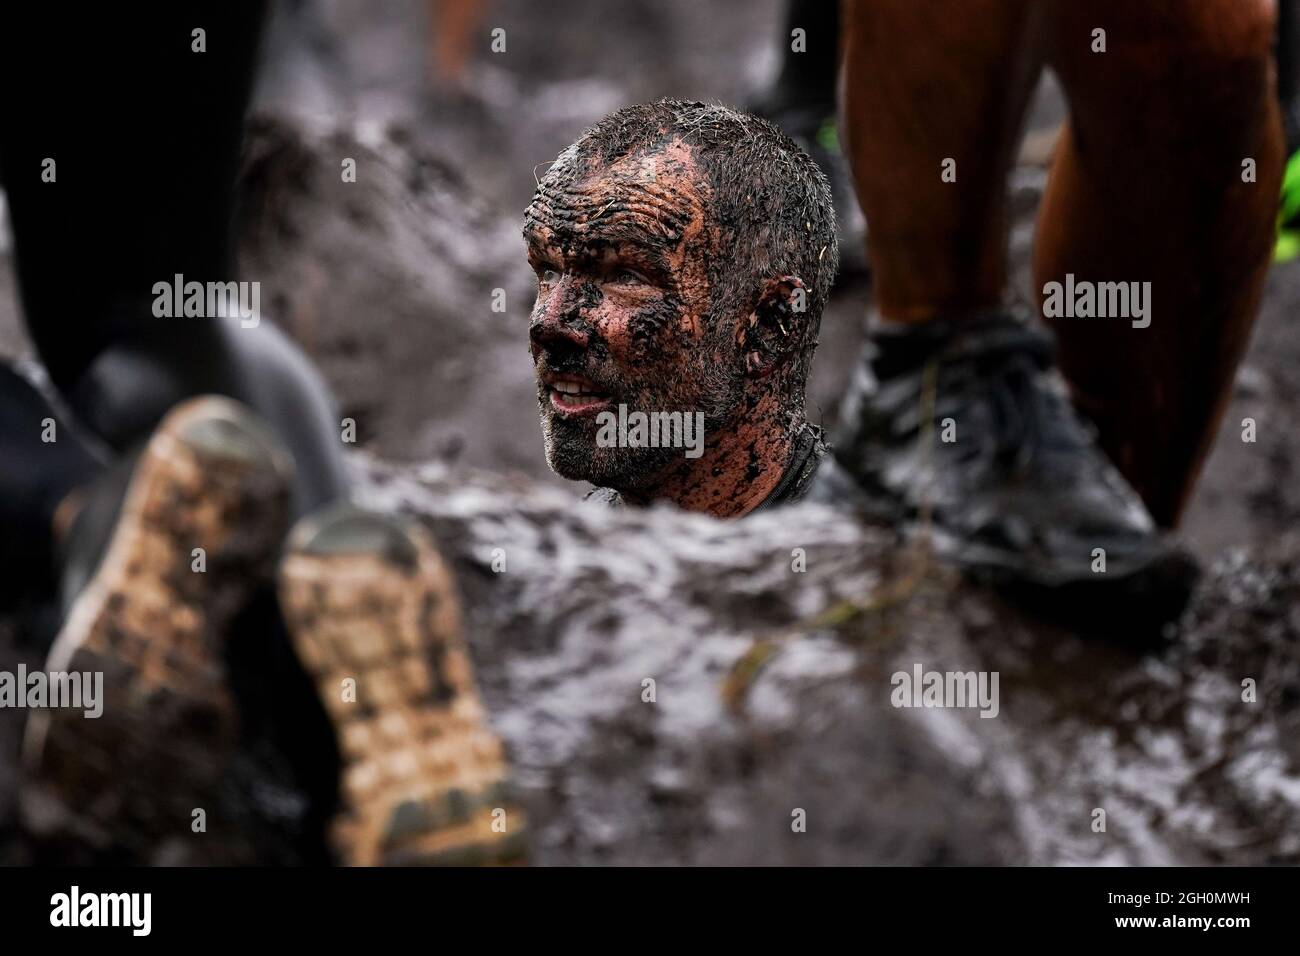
xmin=0 ymin=0 xmax=1297 ymax=863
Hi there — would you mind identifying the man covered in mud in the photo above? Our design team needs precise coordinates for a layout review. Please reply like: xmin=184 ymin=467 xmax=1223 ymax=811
xmin=524 ymin=100 xmax=837 ymax=517
xmin=525 ymin=100 xmax=1194 ymax=623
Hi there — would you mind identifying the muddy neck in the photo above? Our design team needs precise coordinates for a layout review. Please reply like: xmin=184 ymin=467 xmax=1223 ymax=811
xmin=620 ymin=393 xmax=803 ymax=518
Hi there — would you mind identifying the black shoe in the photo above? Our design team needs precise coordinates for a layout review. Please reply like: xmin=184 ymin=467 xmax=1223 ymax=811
xmin=831 ymin=310 xmax=1199 ymax=630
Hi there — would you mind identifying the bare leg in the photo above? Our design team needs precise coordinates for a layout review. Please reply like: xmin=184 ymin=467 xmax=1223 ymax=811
xmin=1036 ymin=0 xmax=1283 ymax=525
xmin=429 ymin=0 xmax=484 ymax=88
xmin=833 ymin=0 xmax=1197 ymax=614
xmin=840 ymin=0 xmax=1044 ymax=323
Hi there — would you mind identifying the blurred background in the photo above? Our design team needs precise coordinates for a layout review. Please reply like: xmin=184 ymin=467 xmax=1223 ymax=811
xmin=0 ymin=0 xmax=1298 ymax=868
xmin=0 ymin=0 xmax=1294 ymax=560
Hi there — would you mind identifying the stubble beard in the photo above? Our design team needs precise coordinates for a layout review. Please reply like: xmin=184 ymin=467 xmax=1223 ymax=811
xmin=538 ymin=353 xmax=744 ymax=494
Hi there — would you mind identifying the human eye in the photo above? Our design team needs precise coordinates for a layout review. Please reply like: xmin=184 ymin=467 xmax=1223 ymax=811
xmin=610 ymin=266 xmax=650 ymax=286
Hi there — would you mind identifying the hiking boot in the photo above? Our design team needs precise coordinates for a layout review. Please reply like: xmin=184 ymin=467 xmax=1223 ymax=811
xmin=831 ymin=310 xmax=1199 ymax=628
xmin=278 ymin=503 xmax=527 ymax=866
xmin=21 ymin=396 xmax=292 ymax=855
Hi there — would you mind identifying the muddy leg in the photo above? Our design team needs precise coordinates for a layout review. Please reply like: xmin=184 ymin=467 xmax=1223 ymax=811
xmin=1036 ymin=0 xmax=1283 ymax=525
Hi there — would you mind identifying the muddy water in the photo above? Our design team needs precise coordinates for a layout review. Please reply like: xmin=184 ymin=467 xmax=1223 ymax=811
xmin=357 ymin=459 xmax=1300 ymax=865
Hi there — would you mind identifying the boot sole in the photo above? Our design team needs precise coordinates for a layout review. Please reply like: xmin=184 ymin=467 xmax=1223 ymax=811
xmin=21 ymin=396 xmax=292 ymax=852
xmin=278 ymin=503 xmax=526 ymax=866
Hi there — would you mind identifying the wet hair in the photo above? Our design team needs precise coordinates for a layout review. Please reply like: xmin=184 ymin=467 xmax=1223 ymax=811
xmin=545 ymin=99 xmax=839 ymax=391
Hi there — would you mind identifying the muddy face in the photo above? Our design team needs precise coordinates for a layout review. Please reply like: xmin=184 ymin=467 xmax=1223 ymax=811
xmin=524 ymin=141 xmax=744 ymax=493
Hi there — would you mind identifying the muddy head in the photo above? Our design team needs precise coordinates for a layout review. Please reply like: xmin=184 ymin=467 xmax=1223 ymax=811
xmin=524 ymin=100 xmax=838 ymax=517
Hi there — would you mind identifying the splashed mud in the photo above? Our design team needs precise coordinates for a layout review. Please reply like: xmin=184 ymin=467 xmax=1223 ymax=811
xmin=347 ymin=458 xmax=1300 ymax=865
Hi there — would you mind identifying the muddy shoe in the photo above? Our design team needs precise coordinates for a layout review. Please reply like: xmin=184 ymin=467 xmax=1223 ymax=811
xmin=21 ymin=396 xmax=292 ymax=856
xmin=278 ymin=503 xmax=526 ymax=866
xmin=832 ymin=311 xmax=1199 ymax=628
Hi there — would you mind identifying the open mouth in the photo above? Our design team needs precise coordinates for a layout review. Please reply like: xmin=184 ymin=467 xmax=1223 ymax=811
xmin=546 ymin=376 xmax=612 ymax=415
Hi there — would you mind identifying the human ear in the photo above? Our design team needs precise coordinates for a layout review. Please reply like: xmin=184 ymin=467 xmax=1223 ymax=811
xmin=738 ymin=275 xmax=807 ymax=378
